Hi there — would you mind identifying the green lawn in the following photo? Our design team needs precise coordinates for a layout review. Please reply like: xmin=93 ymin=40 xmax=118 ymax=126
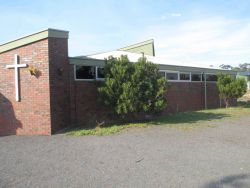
xmin=66 ymin=101 xmax=250 ymax=136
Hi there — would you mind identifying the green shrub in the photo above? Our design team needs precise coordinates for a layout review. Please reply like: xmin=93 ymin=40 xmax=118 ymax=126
xmin=217 ymin=73 xmax=247 ymax=107
xmin=98 ymin=55 xmax=167 ymax=118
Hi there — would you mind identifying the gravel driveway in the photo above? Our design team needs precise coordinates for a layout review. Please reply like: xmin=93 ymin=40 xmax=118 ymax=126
xmin=1 ymin=117 xmax=250 ymax=188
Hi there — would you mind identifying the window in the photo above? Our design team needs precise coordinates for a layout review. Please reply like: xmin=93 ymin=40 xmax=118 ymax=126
xmin=191 ymin=73 xmax=201 ymax=81
xmin=97 ymin=67 xmax=105 ymax=79
xmin=75 ymin=65 xmax=96 ymax=80
xmin=180 ymin=72 xmax=190 ymax=81
xmin=206 ymin=74 xmax=217 ymax=82
xmin=159 ymin=71 xmax=166 ymax=78
xmin=166 ymin=72 xmax=178 ymax=80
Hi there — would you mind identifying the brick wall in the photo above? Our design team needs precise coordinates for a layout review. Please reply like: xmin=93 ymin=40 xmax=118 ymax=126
xmin=48 ymin=38 xmax=70 ymax=133
xmin=0 ymin=36 xmax=70 ymax=135
xmin=0 ymin=39 xmax=51 ymax=135
xmin=69 ymin=75 xmax=226 ymax=126
xmin=165 ymin=82 xmax=205 ymax=113
xmin=69 ymin=65 xmax=108 ymax=126
xmin=165 ymin=82 xmax=224 ymax=113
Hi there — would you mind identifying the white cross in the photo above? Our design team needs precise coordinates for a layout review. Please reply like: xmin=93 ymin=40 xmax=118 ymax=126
xmin=6 ymin=54 xmax=27 ymax=102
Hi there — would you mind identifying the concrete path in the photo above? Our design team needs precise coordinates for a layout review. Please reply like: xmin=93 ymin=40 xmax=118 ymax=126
xmin=1 ymin=117 xmax=250 ymax=188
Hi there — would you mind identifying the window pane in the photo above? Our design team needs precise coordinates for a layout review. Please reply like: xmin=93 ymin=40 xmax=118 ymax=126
xmin=75 ymin=66 xmax=95 ymax=79
xmin=180 ymin=73 xmax=190 ymax=80
xmin=206 ymin=74 xmax=217 ymax=81
xmin=166 ymin=72 xmax=178 ymax=80
xmin=191 ymin=73 xmax=201 ymax=81
xmin=97 ymin=67 xmax=105 ymax=79
xmin=159 ymin=71 xmax=166 ymax=78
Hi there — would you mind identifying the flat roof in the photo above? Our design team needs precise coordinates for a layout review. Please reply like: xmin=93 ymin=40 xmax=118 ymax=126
xmin=70 ymin=51 xmax=237 ymax=74
xmin=88 ymin=50 xmax=235 ymax=71
xmin=0 ymin=28 xmax=69 ymax=54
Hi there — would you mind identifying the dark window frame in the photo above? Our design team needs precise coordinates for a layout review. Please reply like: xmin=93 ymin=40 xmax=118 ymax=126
xmin=96 ymin=67 xmax=105 ymax=80
xmin=74 ymin=65 xmax=105 ymax=81
xmin=165 ymin=71 xmax=179 ymax=81
xmin=191 ymin=73 xmax=202 ymax=82
xmin=205 ymin=74 xmax=218 ymax=82
xmin=75 ymin=65 xmax=96 ymax=80
xmin=179 ymin=72 xmax=191 ymax=81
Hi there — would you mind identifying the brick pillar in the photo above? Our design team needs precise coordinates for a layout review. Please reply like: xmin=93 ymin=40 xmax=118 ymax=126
xmin=0 ymin=29 xmax=70 ymax=135
xmin=48 ymin=37 xmax=70 ymax=133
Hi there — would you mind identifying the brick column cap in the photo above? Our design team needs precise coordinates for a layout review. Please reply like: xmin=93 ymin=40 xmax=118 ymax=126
xmin=0 ymin=28 xmax=69 ymax=54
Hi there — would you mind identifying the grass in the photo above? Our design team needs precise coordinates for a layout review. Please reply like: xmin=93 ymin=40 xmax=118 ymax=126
xmin=150 ymin=105 xmax=250 ymax=131
xmin=67 ymin=123 xmax=147 ymax=136
xmin=66 ymin=101 xmax=250 ymax=136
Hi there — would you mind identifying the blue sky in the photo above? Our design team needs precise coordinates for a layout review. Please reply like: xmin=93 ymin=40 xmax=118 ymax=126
xmin=0 ymin=0 xmax=250 ymax=67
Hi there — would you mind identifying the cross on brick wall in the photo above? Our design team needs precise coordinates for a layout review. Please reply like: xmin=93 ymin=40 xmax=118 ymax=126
xmin=6 ymin=54 xmax=27 ymax=102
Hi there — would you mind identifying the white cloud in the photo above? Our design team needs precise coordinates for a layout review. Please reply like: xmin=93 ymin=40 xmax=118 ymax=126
xmin=141 ymin=17 xmax=250 ymax=67
xmin=170 ymin=13 xmax=182 ymax=17
xmin=161 ymin=13 xmax=182 ymax=21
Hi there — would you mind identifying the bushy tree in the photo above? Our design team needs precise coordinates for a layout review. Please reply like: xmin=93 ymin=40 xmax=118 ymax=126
xmin=217 ymin=73 xmax=247 ymax=107
xmin=238 ymin=63 xmax=250 ymax=71
xmin=219 ymin=64 xmax=233 ymax=70
xmin=219 ymin=63 xmax=250 ymax=71
xmin=98 ymin=55 xmax=167 ymax=118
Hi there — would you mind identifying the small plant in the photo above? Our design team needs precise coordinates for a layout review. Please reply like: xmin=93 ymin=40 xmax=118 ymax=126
xmin=28 ymin=66 xmax=41 ymax=78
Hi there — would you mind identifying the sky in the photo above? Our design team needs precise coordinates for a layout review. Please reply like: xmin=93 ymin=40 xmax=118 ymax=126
xmin=0 ymin=0 xmax=250 ymax=67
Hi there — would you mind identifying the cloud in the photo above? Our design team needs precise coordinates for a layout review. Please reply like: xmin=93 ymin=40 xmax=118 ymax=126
xmin=141 ymin=17 xmax=250 ymax=67
xmin=170 ymin=13 xmax=182 ymax=17
xmin=161 ymin=13 xmax=182 ymax=21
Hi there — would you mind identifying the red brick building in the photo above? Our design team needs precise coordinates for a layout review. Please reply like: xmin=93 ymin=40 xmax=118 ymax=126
xmin=0 ymin=29 xmax=237 ymax=135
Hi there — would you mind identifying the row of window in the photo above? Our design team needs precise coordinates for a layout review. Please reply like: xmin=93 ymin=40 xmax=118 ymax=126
xmin=159 ymin=70 xmax=218 ymax=82
xmin=75 ymin=65 xmax=218 ymax=82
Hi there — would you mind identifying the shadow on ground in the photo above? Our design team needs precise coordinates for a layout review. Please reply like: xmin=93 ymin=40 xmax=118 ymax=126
xmin=59 ymin=111 xmax=230 ymax=134
xmin=149 ymin=111 xmax=230 ymax=125
xmin=202 ymin=174 xmax=250 ymax=188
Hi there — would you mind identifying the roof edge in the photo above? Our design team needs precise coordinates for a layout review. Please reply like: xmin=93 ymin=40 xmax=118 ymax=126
xmin=118 ymin=39 xmax=154 ymax=51
xmin=0 ymin=28 xmax=69 ymax=53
